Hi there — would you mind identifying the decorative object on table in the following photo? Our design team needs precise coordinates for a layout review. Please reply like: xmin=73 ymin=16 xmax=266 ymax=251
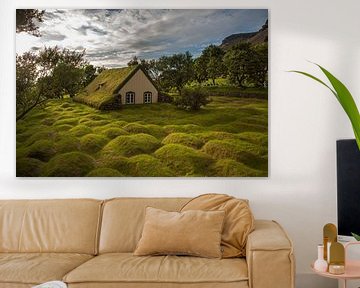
xmin=314 ymin=244 xmax=328 ymax=272
xmin=32 ymin=281 xmax=67 ymax=288
xmin=290 ymin=63 xmax=360 ymax=149
xmin=323 ymin=223 xmax=337 ymax=262
xmin=329 ymin=242 xmax=345 ymax=275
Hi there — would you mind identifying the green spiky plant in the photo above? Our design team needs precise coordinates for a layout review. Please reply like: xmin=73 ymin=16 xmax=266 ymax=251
xmin=290 ymin=63 xmax=360 ymax=150
xmin=291 ymin=63 xmax=360 ymax=241
xmin=352 ymin=232 xmax=360 ymax=241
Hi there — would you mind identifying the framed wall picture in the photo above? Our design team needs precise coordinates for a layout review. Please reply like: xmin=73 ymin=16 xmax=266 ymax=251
xmin=16 ymin=9 xmax=268 ymax=177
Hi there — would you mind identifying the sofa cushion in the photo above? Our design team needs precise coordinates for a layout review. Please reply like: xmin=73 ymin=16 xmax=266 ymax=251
xmin=0 ymin=253 xmax=93 ymax=285
xmin=0 ymin=199 xmax=102 ymax=254
xmin=99 ymin=198 xmax=190 ymax=253
xmin=134 ymin=207 xmax=225 ymax=258
xmin=181 ymin=194 xmax=254 ymax=258
xmin=63 ymin=253 xmax=248 ymax=285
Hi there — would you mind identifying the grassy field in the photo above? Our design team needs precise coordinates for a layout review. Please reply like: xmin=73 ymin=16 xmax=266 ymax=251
xmin=16 ymin=96 xmax=268 ymax=177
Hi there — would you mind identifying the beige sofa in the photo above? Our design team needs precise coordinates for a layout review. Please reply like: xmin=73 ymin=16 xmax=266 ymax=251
xmin=0 ymin=198 xmax=295 ymax=288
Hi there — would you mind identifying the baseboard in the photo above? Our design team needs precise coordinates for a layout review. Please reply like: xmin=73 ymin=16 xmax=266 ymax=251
xmin=296 ymin=273 xmax=337 ymax=288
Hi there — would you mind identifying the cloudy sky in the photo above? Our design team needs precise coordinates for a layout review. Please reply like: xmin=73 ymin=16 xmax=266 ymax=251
xmin=16 ymin=9 xmax=268 ymax=67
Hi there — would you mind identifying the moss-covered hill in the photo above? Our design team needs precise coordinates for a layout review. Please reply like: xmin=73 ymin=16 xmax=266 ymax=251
xmin=16 ymin=96 xmax=268 ymax=177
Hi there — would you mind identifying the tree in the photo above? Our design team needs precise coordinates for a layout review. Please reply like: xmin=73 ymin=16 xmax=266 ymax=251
xmin=224 ymin=42 xmax=255 ymax=88
xmin=52 ymin=63 xmax=84 ymax=98
xmin=16 ymin=9 xmax=45 ymax=37
xmin=83 ymin=64 xmax=105 ymax=87
xmin=201 ymin=45 xmax=226 ymax=85
xmin=127 ymin=56 xmax=139 ymax=66
xmin=158 ymin=51 xmax=194 ymax=94
xmin=251 ymin=43 xmax=268 ymax=88
xmin=174 ymin=87 xmax=210 ymax=111
xmin=193 ymin=56 xmax=208 ymax=84
xmin=16 ymin=47 xmax=88 ymax=121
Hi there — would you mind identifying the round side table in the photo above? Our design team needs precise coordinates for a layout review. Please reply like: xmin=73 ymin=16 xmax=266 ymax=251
xmin=311 ymin=242 xmax=360 ymax=288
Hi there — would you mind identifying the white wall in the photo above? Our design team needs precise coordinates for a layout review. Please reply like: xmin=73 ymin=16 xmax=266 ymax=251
xmin=1 ymin=0 xmax=360 ymax=287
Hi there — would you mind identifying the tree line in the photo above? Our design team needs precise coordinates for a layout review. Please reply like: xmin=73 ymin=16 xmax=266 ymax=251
xmin=128 ymin=42 xmax=268 ymax=95
xmin=16 ymin=9 xmax=268 ymax=118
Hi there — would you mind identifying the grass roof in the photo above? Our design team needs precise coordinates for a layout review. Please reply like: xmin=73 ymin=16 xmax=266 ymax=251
xmin=74 ymin=65 xmax=138 ymax=110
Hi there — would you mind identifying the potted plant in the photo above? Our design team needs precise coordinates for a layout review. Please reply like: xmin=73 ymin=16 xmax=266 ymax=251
xmin=291 ymin=63 xmax=360 ymax=240
xmin=290 ymin=63 xmax=360 ymax=149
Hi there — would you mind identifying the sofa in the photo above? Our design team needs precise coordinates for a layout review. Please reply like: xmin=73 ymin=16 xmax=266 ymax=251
xmin=0 ymin=198 xmax=295 ymax=288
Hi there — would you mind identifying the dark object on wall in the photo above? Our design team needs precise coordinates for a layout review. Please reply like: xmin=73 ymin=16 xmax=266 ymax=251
xmin=337 ymin=139 xmax=360 ymax=236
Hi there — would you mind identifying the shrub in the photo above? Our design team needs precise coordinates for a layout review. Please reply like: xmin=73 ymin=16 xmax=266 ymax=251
xmin=127 ymin=154 xmax=174 ymax=176
xmin=43 ymin=152 xmax=96 ymax=177
xmin=22 ymin=128 xmax=57 ymax=146
xmin=213 ymin=159 xmax=265 ymax=177
xmin=237 ymin=132 xmax=268 ymax=146
xmin=16 ymin=157 xmax=44 ymax=177
xmin=87 ymin=168 xmax=123 ymax=177
xmin=154 ymin=144 xmax=213 ymax=176
xmin=80 ymin=134 xmax=109 ymax=153
xmin=162 ymin=133 xmax=204 ymax=149
xmin=196 ymin=131 xmax=238 ymax=142
xmin=173 ymin=87 xmax=210 ymax=111
xmin=101 ymin=133 xmax=160 ymax=157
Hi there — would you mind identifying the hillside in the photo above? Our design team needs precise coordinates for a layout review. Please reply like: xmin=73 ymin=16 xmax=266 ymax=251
xmin=220 ymin=19 xmax=268 ymax=50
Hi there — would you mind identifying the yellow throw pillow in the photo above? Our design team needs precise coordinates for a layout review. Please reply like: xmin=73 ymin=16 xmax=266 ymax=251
xmin=181 ymin=194 xmax=254 ymax=258
xmin=134 ymin=207 xmax=225 ymax=258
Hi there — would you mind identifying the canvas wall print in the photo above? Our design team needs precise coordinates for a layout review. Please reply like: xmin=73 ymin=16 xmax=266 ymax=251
xmin=16 ymin=9 xmax=269 ymax=177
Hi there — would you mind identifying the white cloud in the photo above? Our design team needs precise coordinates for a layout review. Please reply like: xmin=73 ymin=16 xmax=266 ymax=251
xmin=16 ymin=9 xmax=268 ymax=67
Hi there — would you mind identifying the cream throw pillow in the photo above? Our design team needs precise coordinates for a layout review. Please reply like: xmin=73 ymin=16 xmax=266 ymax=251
xmin=181 ymin=193 xmax=255 ymax=258
xmin=134 ymin=207 xmax=225 ymax=258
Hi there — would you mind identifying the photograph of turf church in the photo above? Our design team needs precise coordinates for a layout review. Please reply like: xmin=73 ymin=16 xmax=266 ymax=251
xmin=16 ymin=9 xmax=269 ymax=177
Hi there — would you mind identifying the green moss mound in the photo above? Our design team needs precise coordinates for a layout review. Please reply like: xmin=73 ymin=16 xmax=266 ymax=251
xmin=16 ymin=157 xmax=44 ymax=177
xmin=213 ymin=159 xmax=265 ymax=177
xmin=123 ymin=123 xmax=151 ymax=134
xmin=79 ymin=119 xmax=110 ymax=127
xmin=154 ymin=144 xmax=213 ymax=176
xmin=97 ymin=155 xmax=129 ymax=175
xmin=202 ymin=139 xmax=267 ymax=170
xmin=24 ymin=139 xmax=56 ymax=161
xmin=127 ymin=154 xmax=174 ymax=177
xmin=101 ymin=133 xmax=160 ymax=157
xmin=237 ymin=132 xmax=268 ymax=146
xmin=80 ymin=134 xmax=109 ymax=153
xmin=87 ymin=167 xmax=123 ymax=177
xmin=53 ymin=118 xmax=79 ymax=126
xmin=163 ymin=124 xmax=204 ymax=134
xmin=102 ymin=127 xmax=129 ymax=139
xmin=69 ymin=125 xmax=93 ymax=137
xmin=55 ymin=135 xmax=80 ymax=153
xmin=22 ymin=128 xmax=58 ymax=146
xmin=41 ymin=117 xmax=57 ymax=126
xmin=54 ymin=124 xmax=73 ymax=132
xmin=162 ymin=133 xmax=204 ymax=149
xmin=92 ymin=121 xmax=128 ymax=133
xmin=43 ymin=152 xmax=96 ymax=177
xmin=196 ymin=131 xmax=238 ymax=142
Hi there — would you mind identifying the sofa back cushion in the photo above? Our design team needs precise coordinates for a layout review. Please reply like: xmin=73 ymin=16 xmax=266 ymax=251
xmin=99 ymin=198 xmax=189 ymax=253
xmin=0 ymin=199 xmax=102 ymax=254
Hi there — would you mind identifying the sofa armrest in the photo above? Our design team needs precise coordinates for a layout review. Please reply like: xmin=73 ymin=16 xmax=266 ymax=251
xmin=246 ymin=220 xmax=295 ymax=288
